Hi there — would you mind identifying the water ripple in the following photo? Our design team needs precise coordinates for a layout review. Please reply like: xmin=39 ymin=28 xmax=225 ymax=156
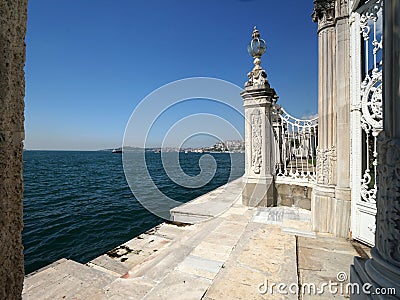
xmin=23 ymin=150 xmax=244 ymax=274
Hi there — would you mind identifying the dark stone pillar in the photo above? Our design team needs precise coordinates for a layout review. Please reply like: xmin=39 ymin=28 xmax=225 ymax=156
xmin=0 ymin=0 xmax=28 ymax=298
xmin=350 ymin=0 xmax=400 ymax=298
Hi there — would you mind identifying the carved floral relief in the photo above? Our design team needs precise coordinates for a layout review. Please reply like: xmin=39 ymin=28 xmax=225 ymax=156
xmin=375 ymin=134 xmax=400 ymax=264
xmin=251 ymin=111 xmax=262 ymax=174
xmin=316 ymin=146 xmax=336 ymax=185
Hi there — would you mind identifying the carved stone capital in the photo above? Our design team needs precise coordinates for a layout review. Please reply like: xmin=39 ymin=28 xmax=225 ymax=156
xmin=312 ymin=0 xmax=336 ymax=28
xmin=241 ymin=87 xmax=277 ymax=108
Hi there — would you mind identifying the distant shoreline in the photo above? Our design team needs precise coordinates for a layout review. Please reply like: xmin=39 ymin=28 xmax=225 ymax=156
xmin=23 ymin=149 xmax=245 ymax=154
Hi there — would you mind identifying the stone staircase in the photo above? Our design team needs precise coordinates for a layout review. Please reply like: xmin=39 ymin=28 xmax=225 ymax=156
xmin=22 ymin=195 xmax=253 ymax=300
xmin=22 ymin=221 xmax=193 ymax=299
xmin=23 ymin=259 xmax=118 ymax=299
xmin=23 ymin=206 xmax=309 ymax=300
xmin=23 ymin=178 xmax=247 ymax=299
xmin=23 ymin=204 xmax=359 ymax=300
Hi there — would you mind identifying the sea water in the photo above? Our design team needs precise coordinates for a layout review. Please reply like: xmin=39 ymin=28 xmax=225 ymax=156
xmin=23 ymin=150 xmax=244 ymax=274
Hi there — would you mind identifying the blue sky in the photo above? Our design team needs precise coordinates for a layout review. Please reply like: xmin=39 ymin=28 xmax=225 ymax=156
xmin=25 ymin=0 xmax=318 ymax=150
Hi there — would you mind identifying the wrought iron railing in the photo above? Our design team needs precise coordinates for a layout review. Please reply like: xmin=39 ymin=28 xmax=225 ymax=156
xmin=272 ymin=105 xmax=318 ymax=183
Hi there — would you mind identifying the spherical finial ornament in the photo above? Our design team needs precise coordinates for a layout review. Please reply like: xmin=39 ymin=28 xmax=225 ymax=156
xmin=245 ymin=26 xmax=269 ymax=88
xmin=247 ymin=26 xmax=266 ymax=58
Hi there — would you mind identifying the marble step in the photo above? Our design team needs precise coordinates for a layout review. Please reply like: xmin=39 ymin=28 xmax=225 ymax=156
xmin=22 ymin=258 xmax=117 ymax=299
xmin=170 ymin=178 xmax=243 ymax=224
xmin=87 ymin=255 xmax=130 ymax=277
xmin=252 ymin=206 xmax=315 ymax=237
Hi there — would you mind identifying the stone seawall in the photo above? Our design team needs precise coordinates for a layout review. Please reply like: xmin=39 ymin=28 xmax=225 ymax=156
xmin=22 ymin=178 xmax=248 ymax=299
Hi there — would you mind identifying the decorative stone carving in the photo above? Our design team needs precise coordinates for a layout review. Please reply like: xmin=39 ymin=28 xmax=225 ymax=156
xmin=312 ymin=0 xmax=335 ymax=24
xmin=251 ymin=111 xmax=262 ymax=174
xmin=375 ymin=133 xmax=400 ymax=265
xmin=245 ymin=27 xmax=270 ymax=89
xmin=245 ymin=59 xmax=269 ymax=89
xmin=329 ymin=146 xmax=336 ymax=184
xmin=316 ymin=148 xmax=325 ymax=184
xmin=337 ymin=0 xmax=349 ymax=18
xmin=316 ymin=147 xmax=336 ymax=185
xmin=351 ymin=1 xmax=400 ymax=294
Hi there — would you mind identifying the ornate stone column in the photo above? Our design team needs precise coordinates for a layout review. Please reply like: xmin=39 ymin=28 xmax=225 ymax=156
xmin=241 ymin=27 xmax=278 ymax=207
xmin=311 ymin=0 xmax=351 ymax=237
xmin=0 ymin=0 xmax=27 ymax=298
xmin=311 ymin=0 xmax=338 ymax=234
xmin=334 ymin=0 xmax=352 ymax=236
xmin=351 ymin=0 xmax=400 ymax=298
